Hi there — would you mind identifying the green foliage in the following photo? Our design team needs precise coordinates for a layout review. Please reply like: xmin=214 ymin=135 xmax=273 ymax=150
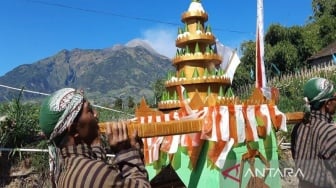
xmin=232 ymin=40 xmax=255 ymax=90
xmin=306 ymin=0 xmax=336 ymax=49
xmin=275 ymin=76 xmax=317 ymax=144
xmin=236 ymin=66 xmax=336 ymax=148
xmin=265 ymin=40 xmax=299 ymax=73
xmin=245 ymin=66 xmax=336 ymax=114
xmin=127 ymin=96 xmax=135 ymax=109
xmin=275 ymin=78 xmax=306 ymax=112
xmin=113 ymin=97 xmax=123 ymax=110
xmin=152 ymin=79 xmax=166 ymax=107
xmin=0 ymin=92 xmax=39 ymax=148
xmin=97 ymin=108 xmax=123 ymax=122
xmin=264 ymin=25 xmax=310 ymax=74
xmin=235 ymin=1 xmax=336 ymax=89
xmin=0 ymin=91 xmax=49 ymax=185
xmin=312 ymin=0 xmax=336 ymax=19
xmin=30 ymin=140 xmax=49 ymax=175
xmin=315 ymin=15 xmax=336 ymax=46
xmin=265 ymin=24 xmax=288 ymax=46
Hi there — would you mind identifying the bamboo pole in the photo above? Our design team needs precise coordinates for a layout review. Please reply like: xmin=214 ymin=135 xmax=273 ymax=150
xmin=98 ymin=111 xmax=304 ymax=138
xmin=285 ymin=112 xmax=304 ymax=124
xmin=98 ymin=118 xmax=204 ymax=138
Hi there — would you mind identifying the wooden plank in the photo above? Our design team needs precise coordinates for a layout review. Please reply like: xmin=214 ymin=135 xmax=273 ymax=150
xmin=99 ymin=118 xmax=204 ymax=138
xmin=285 ymin=112 xmax=304 ymax=124
xmin=99 ymin=112 xmax=304 ymax=137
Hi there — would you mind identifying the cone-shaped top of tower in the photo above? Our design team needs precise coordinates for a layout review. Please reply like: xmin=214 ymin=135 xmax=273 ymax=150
xmin=188 ymin=0 xmax=205 ymax=13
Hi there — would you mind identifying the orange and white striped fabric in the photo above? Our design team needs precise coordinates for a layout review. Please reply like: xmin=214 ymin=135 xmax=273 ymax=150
xmin=244 ymin=105 xmax=259 ymax=141
xmin=268 ymin=104 xmax=287 ymax=132
xmin=140 ymin=103 xmax=287 ymax=168
xmin=141 ymin=114 xmax=166 ymax=164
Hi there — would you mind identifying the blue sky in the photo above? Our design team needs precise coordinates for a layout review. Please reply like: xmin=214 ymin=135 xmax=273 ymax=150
xmin=0 ymin=0 xmax=312 ymax=76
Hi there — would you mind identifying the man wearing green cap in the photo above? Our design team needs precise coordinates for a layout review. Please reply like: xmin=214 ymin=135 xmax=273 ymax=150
xmin=291 ymin=77 xmax=336 ymax=188
xmin=39 ymin=88 xmax=150 ymax=188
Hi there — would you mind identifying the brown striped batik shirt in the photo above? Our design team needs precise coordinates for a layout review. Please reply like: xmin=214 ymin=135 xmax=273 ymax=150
xmin=292 ymin=110 xmax=336 ymax=187
xmin=57 ymin=144 xmax=151 ymax=188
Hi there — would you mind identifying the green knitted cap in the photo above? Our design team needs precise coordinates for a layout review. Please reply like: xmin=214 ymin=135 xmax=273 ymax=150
xmin=303 ymin=77 xmax=335 ymax=109
xmin=39 ymin=95 xmax=64 ymax=138
xmin=39 ymin=88 xmax=84 ymax=140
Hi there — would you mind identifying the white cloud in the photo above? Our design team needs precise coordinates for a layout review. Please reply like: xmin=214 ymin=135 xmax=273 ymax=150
xmin=141 ymin=26 xmax=176 ymax=58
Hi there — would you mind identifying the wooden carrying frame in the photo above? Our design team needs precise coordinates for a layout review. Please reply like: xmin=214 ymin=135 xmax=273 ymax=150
xmin=98 ymin=89 xmax=304 ymax=138
xmin=98 ymin=112 xmax=302 ymax=138
xmin=98 ymin=118 xmax=204 ymax=138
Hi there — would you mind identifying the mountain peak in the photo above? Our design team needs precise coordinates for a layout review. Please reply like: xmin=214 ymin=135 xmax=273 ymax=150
xmin=0 ymin=41 xmax=174 ymax=103
xmin=125 ymin=39 xmax=158 ymax=55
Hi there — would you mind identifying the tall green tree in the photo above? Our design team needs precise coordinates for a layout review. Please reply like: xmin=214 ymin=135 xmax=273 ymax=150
xmin=235 ymin=0 xmax=336 ymax=89
xmin=265 ymin=40 xmax=299 ymax=73
xmin=312 ymin=0 xmax=336 ymax=19
xmin=232 ymin=40 xmax=256 ymax=90
xmin=113 ymin=97 xmax=123 ymax=110
xmin=127 ymin=96 xmax=135 ymax=109
xmin=265 ymin=25 xmax=310 ymax=73
xmin=264 ymin=24 xmax=288 ymax=46
xmin=152 ymin=79 xmax=166 ymax=107
xmin=312 ymin=0 xmax=336 ymax=46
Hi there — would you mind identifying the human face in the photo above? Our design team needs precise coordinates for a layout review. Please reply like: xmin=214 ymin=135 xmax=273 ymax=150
xmin=75 ymin=100 xmax=99 ymax=145
xmin=326 ymin=95 xmax=336 ymax=115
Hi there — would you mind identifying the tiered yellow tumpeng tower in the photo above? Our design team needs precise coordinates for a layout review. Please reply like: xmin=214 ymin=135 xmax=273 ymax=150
xmin=101 ymin=0 xmax=287 ymax=187
xmin=158 ymin=0 xmax=231 ymax=110
xmin=143 ymin=1 xmax=283 ymax=187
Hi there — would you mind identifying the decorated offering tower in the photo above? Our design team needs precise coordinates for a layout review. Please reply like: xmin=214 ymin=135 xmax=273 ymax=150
xmin=99 ymin=0 xmax=290 ymax=187
xmin=158 ymin=0 xmax=231 ymax=110
xmin=141 ymin=1 xmax=285 ymax=187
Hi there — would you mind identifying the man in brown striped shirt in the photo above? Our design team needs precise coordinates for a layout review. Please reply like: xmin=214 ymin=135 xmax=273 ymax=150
xmin=39 ymin=88 xmax=150 ymax=187
xmin=291 ymin=77 xmax=336 ymax=188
